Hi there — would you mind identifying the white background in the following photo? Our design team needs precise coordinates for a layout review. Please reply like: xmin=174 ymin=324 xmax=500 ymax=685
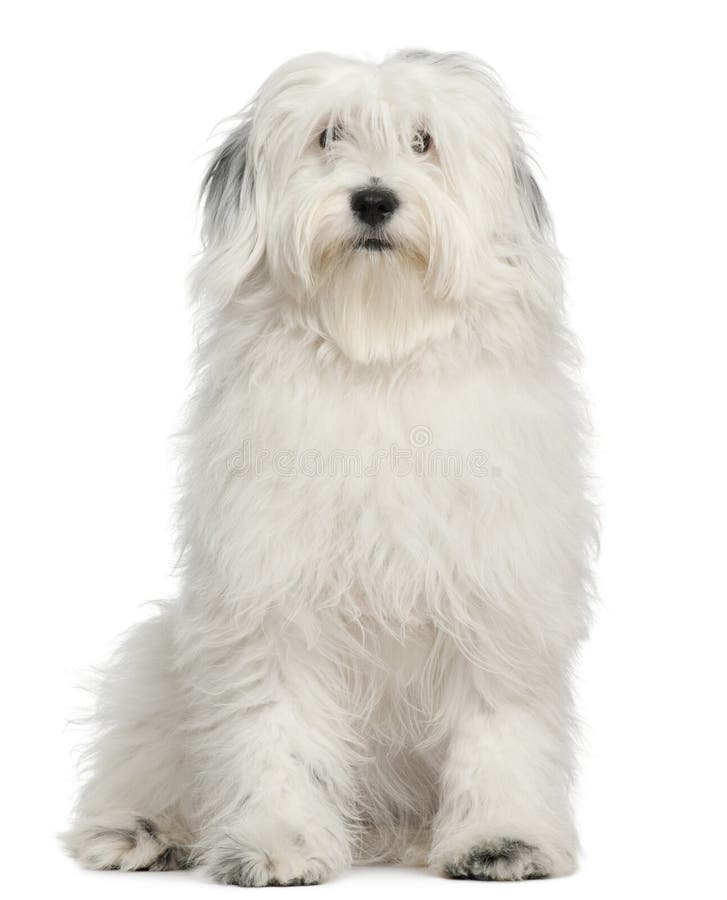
xmin=3 ymin=1 xmax=726 ymax=897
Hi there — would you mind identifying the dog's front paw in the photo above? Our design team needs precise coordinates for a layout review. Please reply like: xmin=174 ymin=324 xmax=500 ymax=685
xmin=205 ymin=823 xmax=348 ymax=887
xmin=443 ymin=839 xmax=551 ymax=881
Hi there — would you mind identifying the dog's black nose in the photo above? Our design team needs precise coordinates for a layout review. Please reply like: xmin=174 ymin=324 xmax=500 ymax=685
xmin=350 ymin=188 xmax=399 ymax=227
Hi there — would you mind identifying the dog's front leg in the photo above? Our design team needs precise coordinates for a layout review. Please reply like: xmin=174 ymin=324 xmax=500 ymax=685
xmin=185 ymin=611 xmax=355 ymax=886
xmin=429 ymin=653 xmax=579 ymax=880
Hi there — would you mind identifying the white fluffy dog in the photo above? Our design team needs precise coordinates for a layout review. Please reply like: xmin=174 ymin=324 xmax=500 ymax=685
xmin=64 ymin=50 xmax=596 ymax=885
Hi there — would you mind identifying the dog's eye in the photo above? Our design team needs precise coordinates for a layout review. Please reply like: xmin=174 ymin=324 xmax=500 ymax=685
xmin=412 ymin=130 xmax=431 ymax=154
xmin=319 ymin=124 xmax=343 ymax=149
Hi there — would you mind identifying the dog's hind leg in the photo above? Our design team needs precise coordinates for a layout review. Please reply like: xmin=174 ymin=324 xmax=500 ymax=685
xmin=63 ymin=812 xmax=191 ymax=871
xmin=62 ymin=610 xmax=194 ymax=871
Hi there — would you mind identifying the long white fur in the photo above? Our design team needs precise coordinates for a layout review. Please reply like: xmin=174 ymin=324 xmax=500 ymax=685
xmin=63 ymin=50 xmax=596 ymax=885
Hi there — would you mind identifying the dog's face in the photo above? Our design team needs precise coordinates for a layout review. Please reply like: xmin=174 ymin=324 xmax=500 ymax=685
xmin=198 ymin=52 xmax=555 ymax=365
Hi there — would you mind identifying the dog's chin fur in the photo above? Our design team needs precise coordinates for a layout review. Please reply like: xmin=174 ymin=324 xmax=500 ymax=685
xmin=288 ymin=248 xmax=455 ymax=366
xmin=63 ymin=50 xmax=596 ymax=886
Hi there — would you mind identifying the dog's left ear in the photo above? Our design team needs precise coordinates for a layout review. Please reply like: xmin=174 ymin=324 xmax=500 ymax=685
xmin=514 ymin=158 xmax=552 ymax=239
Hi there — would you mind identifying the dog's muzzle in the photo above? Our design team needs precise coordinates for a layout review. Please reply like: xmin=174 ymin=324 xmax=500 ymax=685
xmin=350 ymin=187 xmax=399 ymax=251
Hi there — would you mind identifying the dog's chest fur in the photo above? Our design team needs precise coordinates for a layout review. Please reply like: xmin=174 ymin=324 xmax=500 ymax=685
xmin=186 ymin=325 xmax=586 ymax=648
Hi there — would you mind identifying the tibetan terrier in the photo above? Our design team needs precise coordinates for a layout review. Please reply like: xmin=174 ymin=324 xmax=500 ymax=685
xmin=64 ymin=50 xmax=596 ymax=885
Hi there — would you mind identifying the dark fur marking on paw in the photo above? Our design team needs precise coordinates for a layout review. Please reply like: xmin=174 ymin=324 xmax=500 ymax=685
xmin=84 ymin=819 xmax=190 ymax=872
xmin=444 ymin=839 xmax=548 ymax=881
xmin=136 ymin=818 xmax=159 ymax=839
xmin=147 ymin=846 xmax=191 ymax=871
xmin=212 ymin=859 xmax=321 ymax=887
xmin=468 ymin=839 xmax=532 ymax=864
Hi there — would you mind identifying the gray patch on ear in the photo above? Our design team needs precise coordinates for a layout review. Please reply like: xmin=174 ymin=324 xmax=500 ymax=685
xmin=200 ymin=119 xmax=253 ymax=243
xmin=514 ymin=161 xmax=551 ymax=237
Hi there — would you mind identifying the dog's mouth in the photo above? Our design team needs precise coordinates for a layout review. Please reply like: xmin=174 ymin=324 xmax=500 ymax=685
xmin=354 ymin=236 xmax=394 ymax=252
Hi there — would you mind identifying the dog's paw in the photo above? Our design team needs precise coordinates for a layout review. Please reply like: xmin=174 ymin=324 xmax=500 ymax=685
xmin=443 ymin=839 xmax=551 ymax=881
xmin=206 ymin=827 xmax=347 ymax=887
xmin=63 ymin=815 xmax=190 ymax=871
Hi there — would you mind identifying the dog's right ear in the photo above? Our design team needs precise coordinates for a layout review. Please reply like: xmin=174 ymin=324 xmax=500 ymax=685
xmin=194 ymin=115 xmax=266 ymax=304
xmin=200 ymin=117 xmax=254 ymax=246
